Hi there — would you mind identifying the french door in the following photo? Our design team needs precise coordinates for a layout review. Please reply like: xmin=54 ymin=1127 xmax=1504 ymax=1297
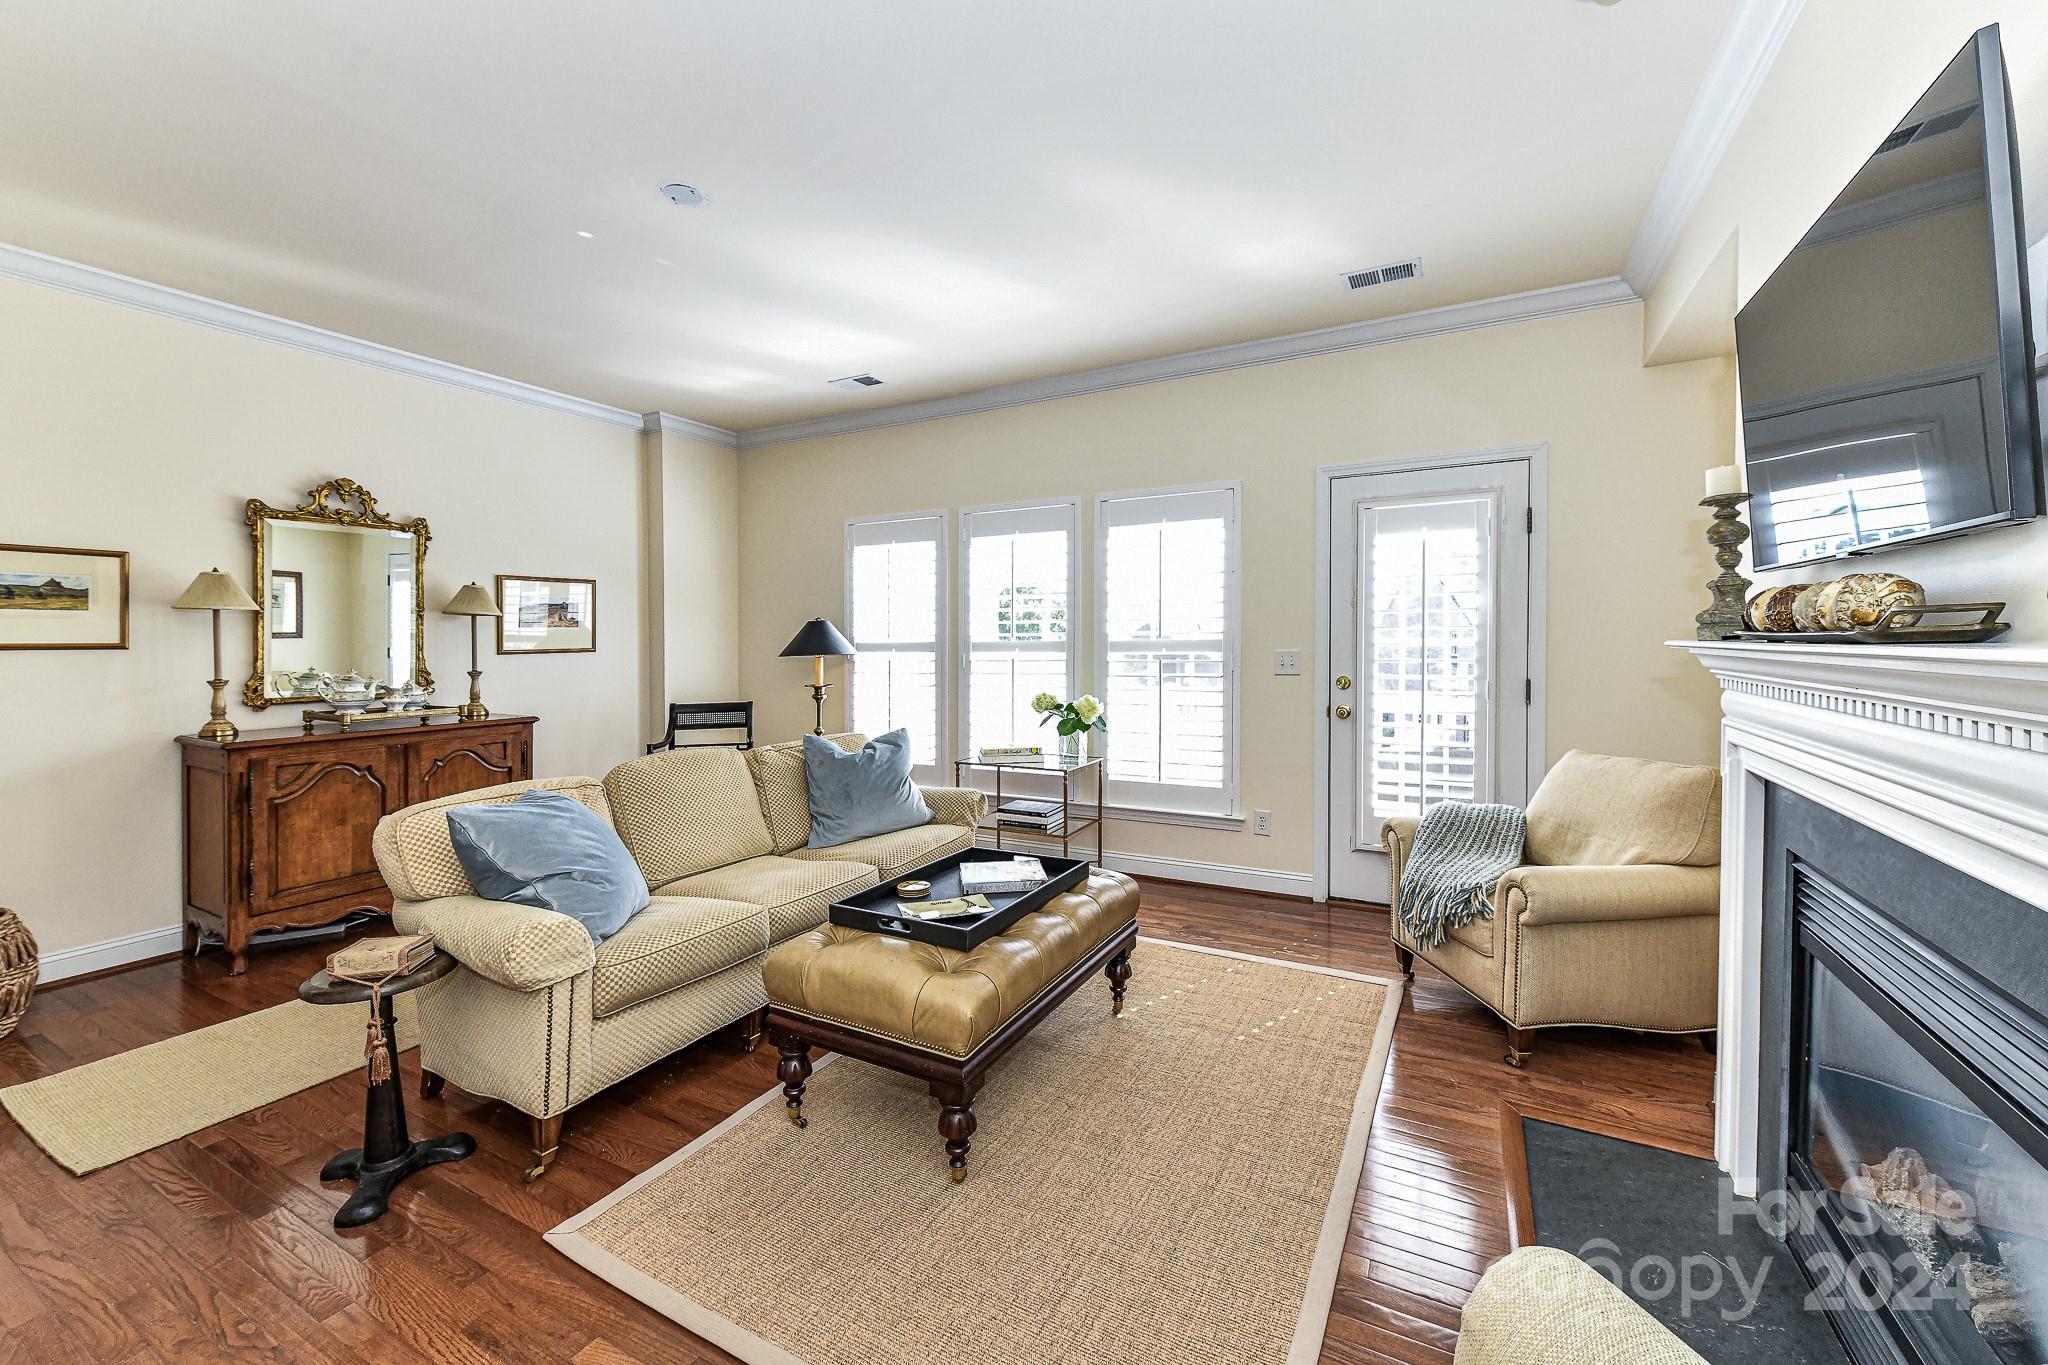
xmin=1326 ymin=457 xmax=1533 ymax=903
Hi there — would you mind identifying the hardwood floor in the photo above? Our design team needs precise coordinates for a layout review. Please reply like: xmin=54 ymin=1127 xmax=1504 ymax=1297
xmin=0 ymin=883 xmax=1715 ymax=1364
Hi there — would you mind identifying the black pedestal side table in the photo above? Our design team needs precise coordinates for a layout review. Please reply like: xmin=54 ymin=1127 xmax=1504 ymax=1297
xmin=299 ymin=952 xmax=475 ymax=1228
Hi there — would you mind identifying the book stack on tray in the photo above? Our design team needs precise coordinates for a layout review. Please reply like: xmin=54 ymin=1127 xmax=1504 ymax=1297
xmin=957 ymin=856 xmax=1048 ymax=895
xmin=996 ymin=799 xmax=1065 ymax=836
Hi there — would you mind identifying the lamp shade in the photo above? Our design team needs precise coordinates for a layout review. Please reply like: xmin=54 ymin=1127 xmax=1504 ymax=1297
xmin=173 ymin=568 xmax=260 ymax=612
xmin=441 ymin=582 xmax=500 ymax=617
xmin=779 ymin=617 xmax=855 ymax=659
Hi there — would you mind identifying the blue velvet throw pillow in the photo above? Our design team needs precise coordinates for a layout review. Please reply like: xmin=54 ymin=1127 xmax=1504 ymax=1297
xmin=446 ymin=790 xmax=649 ymax=945
xmin=803 ymin=729 xmax=934 ymax=848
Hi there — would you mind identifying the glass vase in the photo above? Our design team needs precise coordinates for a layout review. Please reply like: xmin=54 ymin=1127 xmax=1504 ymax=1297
xmin=1060 ymin=730 xmax=1089 ymax=763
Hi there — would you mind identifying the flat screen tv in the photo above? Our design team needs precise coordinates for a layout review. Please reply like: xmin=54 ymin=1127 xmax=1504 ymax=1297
xmin=1735 ymin=25 xmax=2042 ymax=570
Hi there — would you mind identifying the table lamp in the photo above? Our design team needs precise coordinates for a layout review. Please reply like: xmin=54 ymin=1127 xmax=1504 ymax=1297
xmin=173 ymin=568 xmax=261 ymax=742
xmin=441 ymin=583 xmax=501 ymax=721
xmin=778 ymin=617 xmax=855 ymax=735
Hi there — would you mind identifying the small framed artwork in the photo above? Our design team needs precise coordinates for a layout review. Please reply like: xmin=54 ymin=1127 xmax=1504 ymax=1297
xmin=497 ymin=574 xmax=596 ymax=654
xmin=0 ymin=543 xmax=129 ymax=650
xmin=268 ymin=569 xmax=303 ymax=639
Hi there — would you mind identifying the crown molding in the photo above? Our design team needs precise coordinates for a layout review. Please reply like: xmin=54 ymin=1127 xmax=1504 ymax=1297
xmin=1622 ymin=0 xmax=1806 ymax=294
xmin=735 ymin=276 xmax=1638 ymax=451
xmin=641 ymin=410 xmax=741 ymax=449
xmin=0 ymin=240 xmax=733 ymax=436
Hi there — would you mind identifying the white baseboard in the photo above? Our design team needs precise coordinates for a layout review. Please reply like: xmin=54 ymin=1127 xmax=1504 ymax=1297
xmin=37 ymin=924 xmax=185 ymax=984
xmin=975 ymin=832 xmax=1314 ymax=899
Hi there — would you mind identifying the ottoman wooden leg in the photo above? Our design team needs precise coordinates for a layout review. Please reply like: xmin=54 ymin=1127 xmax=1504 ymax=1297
xmin=421 ymin=1070 xmax=445 ymax=1100
xmin=775 ymin=1034 xmax=813 ymax=1128
xmin=1106 ymin=948 xmax=1133 ymax=1015
xmin=933 ymin=1084 xmax=977 ymax=1182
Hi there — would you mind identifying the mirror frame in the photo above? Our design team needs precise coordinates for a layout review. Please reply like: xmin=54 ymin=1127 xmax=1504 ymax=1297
xmin=243 ymin=478 xmax=433 ymax=709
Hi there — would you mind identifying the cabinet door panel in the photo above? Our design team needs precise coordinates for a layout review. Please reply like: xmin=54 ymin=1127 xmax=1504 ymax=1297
xmin=250 ymin=745 xmax=406 ymax=912
xmin=408 ymin=728 xmax=527 ymax=803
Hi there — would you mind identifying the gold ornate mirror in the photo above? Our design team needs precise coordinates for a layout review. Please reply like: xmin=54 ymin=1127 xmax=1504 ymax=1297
xmin=244 ymin=478 xmax=432 ymax=709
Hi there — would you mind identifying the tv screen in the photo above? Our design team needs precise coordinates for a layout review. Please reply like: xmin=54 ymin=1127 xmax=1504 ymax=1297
xmin=1735 ymin=25 xmax=2041 ymax=570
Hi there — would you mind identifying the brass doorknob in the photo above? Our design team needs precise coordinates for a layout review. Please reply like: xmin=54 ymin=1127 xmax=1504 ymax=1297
xmin=1334 ymin=704 xmax=1353 ymax=720
xmin=1334 ymin=675 xmax=1353 ymax=690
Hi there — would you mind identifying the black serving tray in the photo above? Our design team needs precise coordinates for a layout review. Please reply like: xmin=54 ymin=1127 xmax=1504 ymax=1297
xmin=828 ymin=847 xmax=1090 ymax=951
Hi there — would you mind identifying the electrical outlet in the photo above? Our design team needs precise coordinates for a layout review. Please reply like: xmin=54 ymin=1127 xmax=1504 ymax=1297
xmin=1252 ymin=809 xmax=1273 ymax=836
xmin=1273 ymin=649 xmax=1302 ymax=675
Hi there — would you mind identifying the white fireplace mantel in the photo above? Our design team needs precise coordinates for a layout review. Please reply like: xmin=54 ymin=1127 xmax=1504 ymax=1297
xmin=1671 ymin=639 xmax=2048 ymax=1196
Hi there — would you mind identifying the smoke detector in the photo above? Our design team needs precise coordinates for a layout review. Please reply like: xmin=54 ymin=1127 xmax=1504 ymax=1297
xmin=661 ymin=183 xmax=708 ymax=207
xmin=829 ymin=374 xmax=885 ymax=392
xmin=1343 ymin=259 xmax=1422 ymax=291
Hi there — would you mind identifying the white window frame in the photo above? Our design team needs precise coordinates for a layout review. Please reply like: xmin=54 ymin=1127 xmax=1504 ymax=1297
xmin=1093 ymin=481 xmax=1242 ymax=818
xmin=957 ymin=497 xmax=1080 ymax=763
xmin=843 ymin=509 xmax=949 ymax=780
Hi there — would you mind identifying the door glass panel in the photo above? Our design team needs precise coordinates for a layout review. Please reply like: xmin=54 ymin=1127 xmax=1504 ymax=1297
xmin=1359 ymin=496 xmax=1492 ymax=827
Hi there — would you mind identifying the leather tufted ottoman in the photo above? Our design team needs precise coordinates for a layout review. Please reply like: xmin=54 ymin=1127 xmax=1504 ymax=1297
xmin=760 ymin=868 xmax=1139 ymax=1180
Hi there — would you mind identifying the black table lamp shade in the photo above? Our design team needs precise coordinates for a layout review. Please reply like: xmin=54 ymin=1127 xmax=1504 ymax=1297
xmin=780 ymin=617 xmax=855 ymax=735
xmin=779 ymin=617 xmax=855 ymax=658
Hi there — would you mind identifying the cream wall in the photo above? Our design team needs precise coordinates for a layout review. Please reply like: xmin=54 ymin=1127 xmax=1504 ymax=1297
xmin=738 ymin=303 xmax=1735 ymax=882
xmin=0 ymin=275 xmax=672 ymax=960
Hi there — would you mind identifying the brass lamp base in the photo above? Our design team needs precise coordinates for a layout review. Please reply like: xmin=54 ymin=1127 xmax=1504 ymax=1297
xmin=197 ymin=676 xmax=238 ymax=743
xmin=807 ymin=682 xmax=832 ymax=736
xmin=459 ymin=668 xmax=488 ymax=721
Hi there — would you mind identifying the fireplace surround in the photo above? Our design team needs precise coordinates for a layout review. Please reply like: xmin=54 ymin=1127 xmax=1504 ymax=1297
xmin=1679 ymin=640 xmax=2048 ymax=1363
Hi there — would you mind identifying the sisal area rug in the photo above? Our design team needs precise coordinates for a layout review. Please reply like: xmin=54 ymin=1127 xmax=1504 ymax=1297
xmin=1 ymin=993 xmax=418 ymax=1175
xmin=547 ymin=938 xmax=1402 ymax=1365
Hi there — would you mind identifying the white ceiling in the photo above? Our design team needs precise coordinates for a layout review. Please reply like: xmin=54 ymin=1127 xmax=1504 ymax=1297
xmin=0 ymin=1 xmax=1741 ymax=430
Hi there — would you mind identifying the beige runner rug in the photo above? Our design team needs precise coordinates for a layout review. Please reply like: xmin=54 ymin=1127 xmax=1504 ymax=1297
xmin=2 ymin=993 xmax=418 ymax=1174
xmin=548 ymin=938 xmax=1402 ymax=1365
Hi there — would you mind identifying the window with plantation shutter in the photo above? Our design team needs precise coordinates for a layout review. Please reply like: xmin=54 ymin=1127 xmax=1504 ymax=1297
xmin=1097 ymin=485 xmax=1238 ymax=815
xmin=845 ymin=512 xmax=944 ymax=774
xmin=962 ymin=501 xmax=1076 ymax=757
xmin=1364 ymin=497 xmax=1490 ymax=822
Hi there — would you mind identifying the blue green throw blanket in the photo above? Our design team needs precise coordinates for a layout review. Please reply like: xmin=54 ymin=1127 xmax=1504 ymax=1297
xmin=1396 ymin=801 xmax=1527 ymax=951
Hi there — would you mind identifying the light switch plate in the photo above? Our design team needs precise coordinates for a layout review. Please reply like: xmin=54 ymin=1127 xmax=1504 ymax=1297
xmin=1273 ymin=649 xmax=1302 ymax=675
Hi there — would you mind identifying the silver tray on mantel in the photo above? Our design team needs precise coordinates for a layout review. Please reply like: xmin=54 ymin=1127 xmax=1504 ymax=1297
xmin=1727 ymin=602 xmax=2010 ymax=645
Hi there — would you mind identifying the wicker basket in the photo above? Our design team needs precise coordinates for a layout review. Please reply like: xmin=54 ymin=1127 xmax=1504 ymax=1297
xmin=0 ymin=908 xmax=37 ymax=1040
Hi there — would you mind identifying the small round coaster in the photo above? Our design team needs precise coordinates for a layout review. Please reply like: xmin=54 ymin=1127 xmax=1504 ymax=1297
xmin=896 ymin=879 xmax=932 ymax=900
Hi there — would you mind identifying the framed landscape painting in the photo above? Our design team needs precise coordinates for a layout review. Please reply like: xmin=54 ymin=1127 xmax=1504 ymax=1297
xmin=496 ymin=574 xmax=596 ymax=654
xmin=0 ymin=543 xmax=129 ymax=649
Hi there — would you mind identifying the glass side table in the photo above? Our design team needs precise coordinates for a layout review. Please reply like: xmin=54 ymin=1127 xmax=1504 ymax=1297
xmin=952 ymin=753 xmax=1105 ymax=865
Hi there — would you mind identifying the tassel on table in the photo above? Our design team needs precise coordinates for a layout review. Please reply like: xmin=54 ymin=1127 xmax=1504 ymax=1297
xmin=364 ymin=986 xmax=393 ymax=1084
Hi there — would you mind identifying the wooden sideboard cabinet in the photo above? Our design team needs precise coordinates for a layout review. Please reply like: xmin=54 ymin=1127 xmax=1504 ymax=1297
xmin=179 ymin=716 xmax=536 ymax=973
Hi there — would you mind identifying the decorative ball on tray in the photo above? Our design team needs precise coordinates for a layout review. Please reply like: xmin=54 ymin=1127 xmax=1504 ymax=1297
xmin=1824 ymin=573 xmax=1925 ymax=630
xmin=1746 ymin=584 xmax=1815 ymax=631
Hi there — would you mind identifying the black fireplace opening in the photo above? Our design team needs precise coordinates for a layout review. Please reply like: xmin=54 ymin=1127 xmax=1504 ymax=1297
xmin=1786 ymin=861 xmax=2048 ymax=1365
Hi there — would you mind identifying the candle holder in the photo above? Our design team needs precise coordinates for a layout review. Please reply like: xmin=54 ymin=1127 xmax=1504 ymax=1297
xmin=1695 ymin=493 xmax=1753 ymax=641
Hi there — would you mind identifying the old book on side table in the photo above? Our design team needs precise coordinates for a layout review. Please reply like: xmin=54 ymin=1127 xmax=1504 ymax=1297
xmin=179 ymin=714 xmax=536 ymax=974
xmin=300 ymin=949 xmax=473 ymax=1228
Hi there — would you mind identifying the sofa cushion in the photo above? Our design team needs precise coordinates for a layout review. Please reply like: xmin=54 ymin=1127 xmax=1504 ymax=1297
xmin=787 ymin=822 xmax=974 ymax=880
xmin=747 ymin=732 xmax=866 ymax=853
xmin=802 ymin=730 xmax=933 ymax=848
xmin=445 ymin=790 xmax=650 ymax=945
xmin=590 ymin=895 xmax=768 ymax=1018
xmin=602 ymin=748 xmax=775 ymax=884
xmin=374 ymin=777 xmax=613 ymax=903
xmin=655 ymin=855 xmax=877 ymax=941
xmin=1523 ymin=750 xmax=1722 ymax=869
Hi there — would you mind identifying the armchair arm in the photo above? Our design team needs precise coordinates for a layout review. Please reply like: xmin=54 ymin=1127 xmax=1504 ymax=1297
xmin=920 ymin=786 xmax=989 ymax=829
xmin=1455 ymin=1247 xmax=1707 ymax=1365
xmin=1499 ymin=863 xmax=1720 ymax=929
xmin=1381 ymin=816 xmax=1420 ymax=895
xmin=390 ymin=894 xmax=596 ymax=992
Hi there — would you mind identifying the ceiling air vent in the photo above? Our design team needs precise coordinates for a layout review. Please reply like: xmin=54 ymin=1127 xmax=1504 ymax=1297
xmin=828 ymin=374 xmax=885 ymax=391
xmin=1343 ymin=259 xmax=1422 ymax=291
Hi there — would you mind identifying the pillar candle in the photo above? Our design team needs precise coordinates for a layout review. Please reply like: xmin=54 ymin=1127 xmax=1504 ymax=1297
xmin=1704 ymin=464 xmax=1743 ymax=498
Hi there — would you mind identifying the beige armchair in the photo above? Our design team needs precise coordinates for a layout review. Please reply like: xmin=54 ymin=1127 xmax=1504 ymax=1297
xmin=1383 ymin=750 xmax=1721 ymax=1066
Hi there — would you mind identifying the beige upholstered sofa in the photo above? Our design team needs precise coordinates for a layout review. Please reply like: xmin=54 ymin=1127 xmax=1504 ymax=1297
xmin=370 ymin=733 xmax=986 ymax=1179
xmin=1455 ymin=1247 xmax=1705 ymax=1364
xmin=1383 ymin=750 xmax=1721 ymax=1066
